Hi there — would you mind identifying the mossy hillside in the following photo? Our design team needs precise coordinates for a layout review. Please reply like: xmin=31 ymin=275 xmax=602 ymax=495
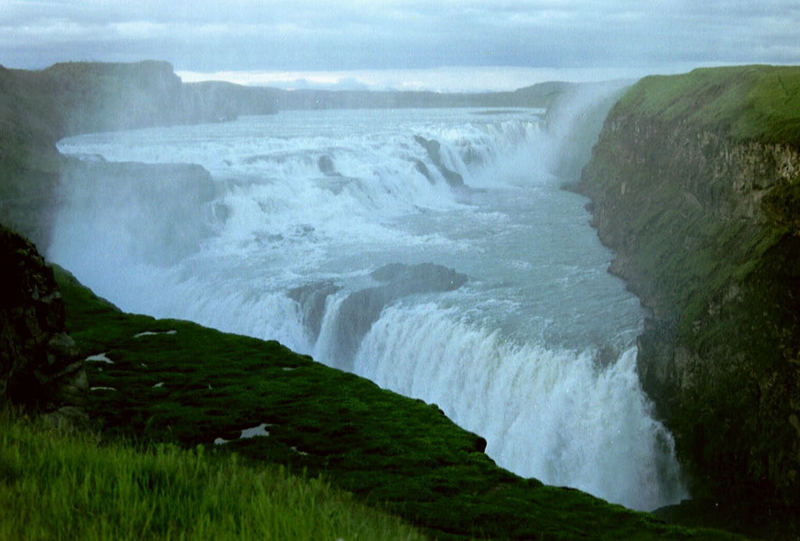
xmin=582 ymin=66 xmax=800 ymax=336
xmin=51 ymin=267 xmax=733 ymax=540
xmin=0 ymin=412 xmax=428 ymax=541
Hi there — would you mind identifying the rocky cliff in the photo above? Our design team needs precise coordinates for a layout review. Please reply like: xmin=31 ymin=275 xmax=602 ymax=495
xmin=0 ymin=225 xmax=87 ymax=421
xmin=0 ymin=61 xmax=277 ymax=251
xmin=578 ymin=65 xmax=800 ymax=508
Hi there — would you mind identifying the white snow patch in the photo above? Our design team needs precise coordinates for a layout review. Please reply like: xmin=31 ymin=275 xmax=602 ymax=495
xmin=85 ymin=352 xmax=113 ymax=364
xmin=213 ymin=423 xmax=273 ymax=445
xmin=134 ymin=330 xmax=177 ymax=338
xmin=240 ymin=423 xmax=271 ymax=439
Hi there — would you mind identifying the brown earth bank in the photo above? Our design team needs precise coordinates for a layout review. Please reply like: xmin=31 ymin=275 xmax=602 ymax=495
xmin=575 ymin=65 xmax=800 ymax=536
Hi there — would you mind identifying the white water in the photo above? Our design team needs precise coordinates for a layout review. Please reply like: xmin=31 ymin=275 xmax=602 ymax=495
xmin=50 ymin=105 xmax=686 ymax=510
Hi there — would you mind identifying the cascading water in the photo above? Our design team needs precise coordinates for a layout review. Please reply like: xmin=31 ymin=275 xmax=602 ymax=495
xmin=49 ymin=102 xmax=687 ymax=510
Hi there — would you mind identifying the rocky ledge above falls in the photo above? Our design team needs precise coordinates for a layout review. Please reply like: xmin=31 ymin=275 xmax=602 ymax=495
xmin=576 ymin=65 xmax=800 ymax=516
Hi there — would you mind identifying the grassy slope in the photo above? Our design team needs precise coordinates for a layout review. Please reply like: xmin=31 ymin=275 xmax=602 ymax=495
xmin=47 ymin=266 xmax=734 ymax=540
xmin=615 ymin=65 xmax=800 ymax=144
xmin=0 ymin=413 xmax=427 ymax=541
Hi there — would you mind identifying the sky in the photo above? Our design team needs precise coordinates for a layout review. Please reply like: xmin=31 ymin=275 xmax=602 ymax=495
xmin=2 ymin=0 xmax=799 ymax=91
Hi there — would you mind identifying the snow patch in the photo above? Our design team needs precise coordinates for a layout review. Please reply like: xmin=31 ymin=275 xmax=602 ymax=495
xmin=214 ymin=423 xmax=272 ymax=445
xmin=85 ymin=352 xmax=113 ymax=364
xmin=134 ymin=330 xmax=178 ymax=338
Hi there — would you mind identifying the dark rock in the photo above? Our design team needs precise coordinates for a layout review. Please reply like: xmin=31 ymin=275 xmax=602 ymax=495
xmin=0 ymin=225 xmax=86 ymax=412
xmin=331 ymin=263 xmax=467 ymax=367
xmin=414 ymin=135 xmax=465 ymax=188
xmin=413 ymin=159 xmax=434 ymax=183
xmin=288 ymin=281 xmax=342 ymax=342
xmin=317 ymin=155 xmax=339 ymax=176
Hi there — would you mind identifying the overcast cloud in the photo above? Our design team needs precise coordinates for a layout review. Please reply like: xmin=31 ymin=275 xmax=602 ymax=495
xmin=2 ymin=1 xmax=799 ymax=91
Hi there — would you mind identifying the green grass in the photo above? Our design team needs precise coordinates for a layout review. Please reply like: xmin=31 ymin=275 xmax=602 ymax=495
xmin=616 ymin=65 xmax=800 ymax=144
xmin=48 ymin=266 xmax=737 ymax=539
xmin=0 ymin=412 xmax=427 ymax=541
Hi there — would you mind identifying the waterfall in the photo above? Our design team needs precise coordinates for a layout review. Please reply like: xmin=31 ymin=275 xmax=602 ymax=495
xmin=49 ymin=101 xmax=686 ymax=510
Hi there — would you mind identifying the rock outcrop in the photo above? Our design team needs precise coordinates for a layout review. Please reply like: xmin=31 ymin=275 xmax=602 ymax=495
xmin=0 ymin=225 xmax=87 ymax=415
xmin=577 ymin=65 xmax=800 ymax=506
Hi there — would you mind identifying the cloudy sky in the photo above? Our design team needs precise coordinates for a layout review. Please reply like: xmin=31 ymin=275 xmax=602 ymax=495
xmin=2 ymin=1 xmax=799 ymax=91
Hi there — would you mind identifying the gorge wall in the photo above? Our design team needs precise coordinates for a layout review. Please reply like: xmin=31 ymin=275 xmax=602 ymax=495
xmin=0 ymin=61 xmax=278 ymax=251
xmin=577 ymin=65 xmax=800 ymax=506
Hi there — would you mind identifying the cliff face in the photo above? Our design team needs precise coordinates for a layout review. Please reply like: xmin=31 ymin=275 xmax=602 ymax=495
xmin=42 ymin=61 xmax=279 ymax=135
xmin=0 ymin=61 xmax=277 ymax=250
xmin=578 ymin=65 xmax=800 ymax=504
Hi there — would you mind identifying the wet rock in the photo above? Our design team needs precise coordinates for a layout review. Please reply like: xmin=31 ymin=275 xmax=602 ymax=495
xmin=332 ymin=263 xmax=468 ymax=366
xmin=414 ymin=135 xmax=464 ymax=188
xmin=288 ymin=281 xmax=342 ymax=342
xmin=317 ymin=155 xmax=340 ymax=176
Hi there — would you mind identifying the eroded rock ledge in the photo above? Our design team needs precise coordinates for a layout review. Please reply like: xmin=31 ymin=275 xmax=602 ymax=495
xmin=577 ymin=65 xmax=800 ymax=507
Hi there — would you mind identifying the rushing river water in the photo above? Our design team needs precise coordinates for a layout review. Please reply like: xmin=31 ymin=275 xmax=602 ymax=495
xmin=51 ymin=105 xmax=686 ymax=510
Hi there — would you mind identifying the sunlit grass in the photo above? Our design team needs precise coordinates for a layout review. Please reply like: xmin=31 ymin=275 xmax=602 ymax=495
xmin=0 ymin=412 xmax=427 ymax=541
